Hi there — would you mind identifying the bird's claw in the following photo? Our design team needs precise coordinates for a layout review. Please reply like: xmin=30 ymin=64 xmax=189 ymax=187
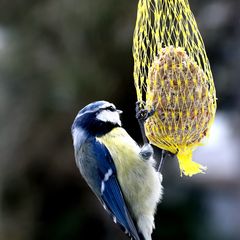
xmin=135 ymin=101 xmax=155 ymax=122
xmin=136 ymin=101 xmax=155 ymax=144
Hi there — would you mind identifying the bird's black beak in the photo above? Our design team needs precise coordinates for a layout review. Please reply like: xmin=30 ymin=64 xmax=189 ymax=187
xmin=117 ymin=109 xmax=123 ymax=114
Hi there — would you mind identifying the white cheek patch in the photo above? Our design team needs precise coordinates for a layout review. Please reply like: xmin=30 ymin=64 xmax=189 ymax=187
xmin=96 ymin=110 xmax=122 ymax=126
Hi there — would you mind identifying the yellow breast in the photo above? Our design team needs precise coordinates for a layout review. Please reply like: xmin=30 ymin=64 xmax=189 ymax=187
xmin=96 ymin=127 xmax=142 ymax=174
xmin=96 ymin=127 xmax=161 ymax=216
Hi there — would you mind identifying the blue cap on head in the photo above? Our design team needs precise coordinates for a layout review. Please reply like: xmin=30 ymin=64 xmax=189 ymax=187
xmin=78 ymin=101 xmax=110 ymax=116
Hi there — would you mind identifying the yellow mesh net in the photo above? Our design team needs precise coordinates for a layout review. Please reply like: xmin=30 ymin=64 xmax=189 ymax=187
xmin=133 ymin=0 xmax=217 ymax=176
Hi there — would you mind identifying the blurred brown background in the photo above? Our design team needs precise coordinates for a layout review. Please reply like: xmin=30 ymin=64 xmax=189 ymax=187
xmin=0 ymin=0 xmax=240 ymax=239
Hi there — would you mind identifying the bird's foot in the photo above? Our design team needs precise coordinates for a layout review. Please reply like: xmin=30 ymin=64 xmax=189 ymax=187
xmin=135 ymin=101 xmax=155 ymax=144
xmin=135 ymin=101 xmax=155 ymax=123
xmin=140 ymin=144 xmax=154 ymax=161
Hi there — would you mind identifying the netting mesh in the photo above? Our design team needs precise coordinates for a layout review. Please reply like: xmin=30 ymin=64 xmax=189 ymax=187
xmin=133 ymin=0 xmax=217 ymax=176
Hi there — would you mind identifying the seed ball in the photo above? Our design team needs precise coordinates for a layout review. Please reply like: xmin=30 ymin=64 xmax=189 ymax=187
xmin=145 ymin=46 xmax=215 ymax=150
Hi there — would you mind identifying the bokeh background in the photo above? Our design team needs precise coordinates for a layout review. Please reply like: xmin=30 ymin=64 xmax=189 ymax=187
xmin=0 ymin=0 xmax=240 ymax=239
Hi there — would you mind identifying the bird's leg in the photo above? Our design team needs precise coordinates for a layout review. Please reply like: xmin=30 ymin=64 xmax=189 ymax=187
xmin=135 ymin=101 xmax=175 ymax=171
xmin=157 ymin=150 xmax=175 ymax=172
xmin=135 ymin=101 xmax=155 ymax=144
xmin=136 ymin=101 xmax=156 ymax=161
xmin=157 ymin=150 xmax=166 ymax=172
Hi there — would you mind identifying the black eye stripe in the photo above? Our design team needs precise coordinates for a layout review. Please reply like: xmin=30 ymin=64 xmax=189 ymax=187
xmin=105 ymin=106 xmax=115 ymax=111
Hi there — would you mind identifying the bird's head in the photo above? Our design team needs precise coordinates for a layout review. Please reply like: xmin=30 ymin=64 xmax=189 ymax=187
xmin=72 ymin=101 xmax=122 ymax=138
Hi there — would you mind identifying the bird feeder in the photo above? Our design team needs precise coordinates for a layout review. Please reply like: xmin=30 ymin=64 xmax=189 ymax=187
xmin=133 ymin=0 xmax=217 ymax=176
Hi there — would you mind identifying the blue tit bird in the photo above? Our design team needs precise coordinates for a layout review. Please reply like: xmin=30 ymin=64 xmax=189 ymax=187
xmin=71 ymin=101 xmax=163 ymax=240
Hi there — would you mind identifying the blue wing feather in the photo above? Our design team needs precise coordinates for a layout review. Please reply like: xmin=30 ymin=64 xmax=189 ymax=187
xmin=91 ymin=139 xmax=140 ymax=240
